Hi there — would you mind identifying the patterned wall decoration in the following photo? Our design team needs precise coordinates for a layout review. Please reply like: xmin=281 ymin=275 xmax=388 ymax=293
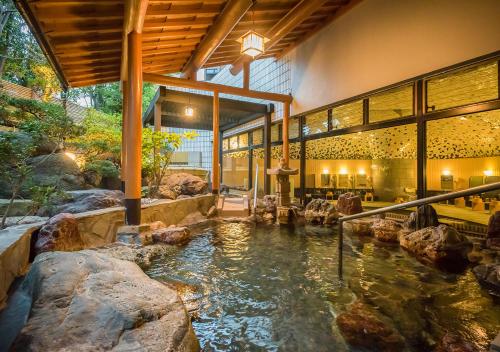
xmin=427 ymin=110 xmax=500 ymax=159
xmin=224 ymin=150 xmax=250 ymax=159
xmin=253 ymin=148 xmax=264 ymax=159
xmin=270 ymin=143 xmax=301 ymax=160
xmin=306 ymin=124 xmax=417 ymax=160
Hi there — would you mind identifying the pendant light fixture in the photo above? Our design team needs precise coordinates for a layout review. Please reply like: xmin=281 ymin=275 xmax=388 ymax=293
xmin=238 ymin=3 xmax=267 ymax=58
xmin=185 ymin=95 xmax=194 ymax=117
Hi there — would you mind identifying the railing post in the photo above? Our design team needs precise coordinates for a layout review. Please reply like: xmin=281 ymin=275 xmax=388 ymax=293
xmin=338 ymin=220 xmax=343 ymax=280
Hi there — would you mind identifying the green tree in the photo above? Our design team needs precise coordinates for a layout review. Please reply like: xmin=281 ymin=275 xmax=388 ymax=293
xmin=142 ymin=128 xmax=197 ymax=198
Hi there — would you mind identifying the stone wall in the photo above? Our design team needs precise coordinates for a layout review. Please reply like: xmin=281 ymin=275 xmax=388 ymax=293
xmin=0 ymin=195 xmax=215 ymax=308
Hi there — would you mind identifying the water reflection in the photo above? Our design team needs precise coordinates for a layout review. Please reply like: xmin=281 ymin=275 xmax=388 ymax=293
xmin=146 ymin=222 xmax=500 ymax=351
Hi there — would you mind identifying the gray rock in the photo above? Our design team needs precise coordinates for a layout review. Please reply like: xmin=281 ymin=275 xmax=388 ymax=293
xmin=11 ymin=250 xmax=199 ymax=351
xmin=304 ymin=199 xmax=339 ymax=225
xmin=27 ymin=153 xmax=86 ymax=194
xmin=372 ymin=218 xmax=402 ymax=243
xmin=400 ymin=225 xmax=472 ymax=270
xmin=95 ymin=242 xmax=175 ymax=268
xmin=162 ymin=173 xmax=208 ymax=196
xmin=403 ymin=204 xmax=439 ymax=230
xmin=152 ymin=226 xmax=191 ymax=245
xmin=486 ymin=211 xmax=500 ymax=250
xmin=38 ymin=189 xmax=123 ymax=216
xmin=472 ymin=263 xmax=500 ymax=297
xmin=2 ymin=216 xmax=47 ymax=228
xmin=434 ymin=332 xmax=478 ymax=352
xmin=35 ymin=213 xmax=84 ymax=254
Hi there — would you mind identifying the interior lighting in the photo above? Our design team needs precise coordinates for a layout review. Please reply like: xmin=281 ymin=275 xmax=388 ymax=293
xmin=442 ymin=169 xmax=452 ymax=176
xmin=358 ymin=168 xmax=366 ymax=175
xmin=484 ymin=170 xmax=493 ymax=176
xmin=239 ymin=30 xmax=266 ymax=58
xmin=339 ymin=167 xmax=348 ymax=175
xmin=322 ymin=168 xmax=329 ymax=174
xmin=185 ymin=106 xmax=194 ymax=117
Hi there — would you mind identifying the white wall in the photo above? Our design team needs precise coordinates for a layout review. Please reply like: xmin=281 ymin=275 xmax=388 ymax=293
xmin=290 ymin=0 xmax=500 ymax=115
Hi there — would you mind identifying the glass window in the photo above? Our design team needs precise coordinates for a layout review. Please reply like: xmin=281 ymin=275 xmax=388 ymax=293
xmin=229 ymin=136 xmax=238 ymax=150
xmin=223 ymin=151 xmax=250 ymax=190
xmin=251 ymin=128 xmax=263 ymax=145
xmin=252 ymin=148 xmax=265 ymax=196
xmin=290 ymin=117 xmax=300 ymax=139
xmin=238 ymin=133 xmax=248 ymax=148
xmin=305 ymin=124 xmax=417 ymax=202
xmin=271 ymin=123 xmax=281 ymax=142
xmin=303 ymin=110 xmax=328 ymax=136
xmin=427 ymin=61 xmax=498 ymax=111
xmin=369 ymin=85 xmax=414 ymax=122
xmin=223 ymin=138 xmax=229 ymax=151
xmin=332 ymin=100 xmax=363 ymax=129
xmin=426 ymin=110 xmax=500 ymax=194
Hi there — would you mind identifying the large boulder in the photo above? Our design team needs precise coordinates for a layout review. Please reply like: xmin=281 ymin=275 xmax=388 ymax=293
xmin=152 ymin=226 xmax=191 ymax=245
xmin=38 ymin=189 xmax=123 ymax=217
xmin=403 ymin=204 xmax=439 ymax=230
xmin=336 ymin=301 xmax=405 ymax=352
xmin=336 ymin=192 xmax=363 ymax=215
xmin=27 ymin=153 xmax=86 ymax=194
xmin=11 ymin=250 xmax=199 ymax=351
xmin=399 ymin=225 xmax=472 ymax=270
xmin=162 ymin=173 xmax=208 ymax=196
xmin=0 ymin=199 xmax=33 ymax=217
xmin=434 ymin=333 xmax=478 ymax=352
xmin=372 ymin=218 xmax=402 ymax=243
xmin=472 ymin=263 xmax=500 ymax=297
xmin=304 ymin=199 xmax=339 ymax=225
xmin=486 ymin=211 xmax=500 ymax=249
xmin=158 ymin=185 xmax=177 ymax=200
xmin=34 ymin=213 xmax=84 ymax=254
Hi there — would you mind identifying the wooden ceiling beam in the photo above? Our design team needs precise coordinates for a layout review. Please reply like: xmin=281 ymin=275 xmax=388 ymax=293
xmin=230 ymin=0 xmax=329 ymax=75
xmin=143 ymin=72 xmax=293 ymax=103
xmin=146 ymin=4 xmax=223 ymax=17
xmin=142 ymin=28 xmax=207 ymax=39
xmin=70 ymin=76 xmax=121 ymax=88
xmin=143 ymin=17 xmax=214 ymax=29
xmin=120 ymin=0 xmax=149 ymax=82
xmin=142 ymin=38 xmax=200 ymax=50
xmin=142 ymin=45 xmax=196 ymax=57
xmin=181 ymin=0 xmax=253 ymax=80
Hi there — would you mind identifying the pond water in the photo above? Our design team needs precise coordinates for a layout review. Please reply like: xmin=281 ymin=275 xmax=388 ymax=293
xmin=146 ymin=222 xmax=500 ymax=351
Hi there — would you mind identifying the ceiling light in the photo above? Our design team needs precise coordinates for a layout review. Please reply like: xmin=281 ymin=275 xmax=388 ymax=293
xmin=185 ymin=106 xmax=194 ymax=117
xmin=238 ymin=30 xmax=267 ymax=58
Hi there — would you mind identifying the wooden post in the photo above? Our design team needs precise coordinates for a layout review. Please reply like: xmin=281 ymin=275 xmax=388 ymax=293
xmin=121 ymin=80 xmax=128 ymax=192
xmin=125 ymin=30 xmax=142 ymax=225
xmin=212 ymin=90 xmax=220 ymax=194
xmin=243 ymin=61 xmax=250 ymax=90
xmin=263 ymin=106 xmax=272 ymax=195
xmin=154 ymin=101 xmax=161 ymax=132
xmin=282 ymin=102 xmax=290 ymax=166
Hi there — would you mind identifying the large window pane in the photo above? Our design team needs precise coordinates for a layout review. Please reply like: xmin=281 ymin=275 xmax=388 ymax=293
xmin=303 ymin=110 xmax=328 ymax=136
xmin=229 ymin=136 xmax=238 ymax=150
xmin=271 ymin=123 xmax=281 ymax=142
xmin=290 ymin=117 xmax=300 ymax=139
xmin=223 ymin=138 xmax=229 ymax=151
xmin=305 ymin=124 xmax=417 ymax=202
xmin=427 ymin=110 xmax=500 ymax=194
xmin=427 ymin=61 xmax=498 ymax=111
xmin=332 ymin=100 xmax=363 ymax=129
xmin=223 ymin=151 xmax=249 ymax=189
xmin=369 ymin=85 xmax=414 ymax=122
xmin=238 ymin=133 xmax=248 ymax=148
xmin=251 ymin=128 xmax=263 ymax=145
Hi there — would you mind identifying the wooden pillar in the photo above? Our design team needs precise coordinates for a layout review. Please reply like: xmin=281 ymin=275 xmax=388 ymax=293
xmin=154 ymin=101 xmax=161 ymax=132
xmin=263 ymin=106 xmax=272 ymax=195
xmin=243 ymin=61 xmax=250 ymax=90
xmin=125 ymin=31 xmax=143 ymax=225
xmin=282 ymin=102 xmax=290 ymax=166
xmin=121 ymin=80 xmax=128 ymax=192
xmin=212 ymin=90 xmax=220 ymax=194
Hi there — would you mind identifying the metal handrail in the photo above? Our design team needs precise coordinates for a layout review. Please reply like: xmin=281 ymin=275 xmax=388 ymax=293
xmin=337 ymin=181 xmax=500 ymax=279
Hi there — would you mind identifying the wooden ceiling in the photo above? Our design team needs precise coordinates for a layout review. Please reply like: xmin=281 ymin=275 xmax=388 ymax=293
xmin=16 ymin=0 xmax=358 ymax=88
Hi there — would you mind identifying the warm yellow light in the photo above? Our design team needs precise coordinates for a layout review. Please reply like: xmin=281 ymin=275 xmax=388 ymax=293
xmin=484 ymin=170 xmax=493 ymax=176
xmin=339 ymin=167 xmax=348 ymax=175
xmin=65 ymin=152 xmax=76 ymax=161
xmin=358 ymin=168 xmax=366 ymax=175
xmin=442 ymin=169 xmax=451 ymax=176
xmin=238 ymin=30 xmax=266 ymax=58
xmin=185 ymin=106 xmax=194 ymax=117
xmin=322 ymin=168 xmax=329 ymax=174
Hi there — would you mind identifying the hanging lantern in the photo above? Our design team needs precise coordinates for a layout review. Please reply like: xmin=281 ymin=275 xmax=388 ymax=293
xmin=185 ymin=106 xmax=194 ymax=117
xmin=238 ymin=30 xmax=267 ymax=58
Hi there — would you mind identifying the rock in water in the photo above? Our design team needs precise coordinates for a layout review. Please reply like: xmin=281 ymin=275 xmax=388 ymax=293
xmin=434 ymin=333 xmax=478 ymax=352
xmin=35 ymin=213 xmax=84 ymax=254
xmin=486 ymin=211 xmax=500 ymax=250
xmin=472 ymin=263 xmax=500 ymax=297
xmin=304 ymin=199 xmax=339 ymax=225
xmin=403 ymin=204 xmax=439 ymax=230
xmin=336 ymin=192 xmax=363 ymax=215
xmin=37 ymin=189 xmax=124 ymax=217
xmin=372 ymin=218 xmax=402 ymax=243
xmin=11 ymin=251 xmax=199 ymax=351
xmin=399 ymin=225 xmax=472 ymax=271
xmin=336 ymin=301 xmax=405 ymax=352
xmin=152 ymin=226 xmax=191 ymax=245
xmin=163 ymin=173 xmax=208 ymax=196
